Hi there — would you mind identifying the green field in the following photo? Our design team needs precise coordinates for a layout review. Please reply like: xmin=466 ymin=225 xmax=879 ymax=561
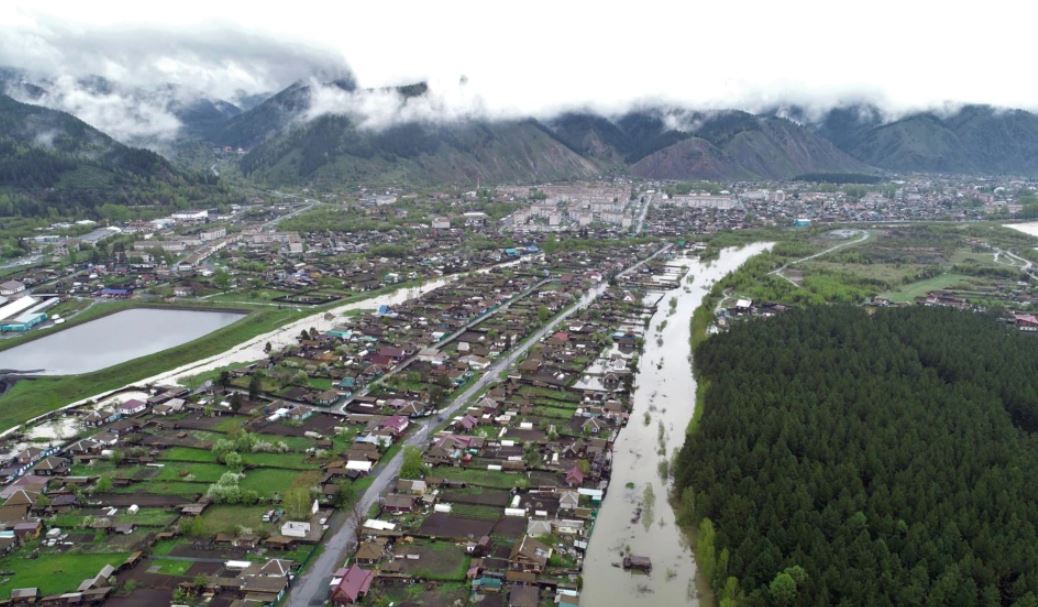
xmin=433 ymin=467 xmax=528 ymax=489
xmin=150 ymin=558 xmax=194 ymax=576
xmin=448 ymin=503 xmax=504 ymax=520
xmin=49 ymin=507 xmax=178 ymax=528
xmin=154 ymin=462 xmax=231 ymax=483
xmin=198 ymin=504 xmax=274 ymax=535
xmin=879 ymin=273 xmax=973 ymax=303
xmin=243 ymin=452 xmax=319 ymax=470
xmin=0 ymin=550 xmax=128 ymax=598
xmin=533 ymin=405 xmax=577 ymax=419
xmin=239 ymin=469 xmax=320 ymax=497
xmin=160 ymin=447 xmax=219 ymax=463
xmin=253 ymin=434 xmax=315 ymax=451
xmin=160 ymin=447 xmax=319 ymax=470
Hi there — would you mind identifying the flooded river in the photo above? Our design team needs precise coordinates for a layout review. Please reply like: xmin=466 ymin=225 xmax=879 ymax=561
xmin=581 ymin=242 xmax=773 ymax=607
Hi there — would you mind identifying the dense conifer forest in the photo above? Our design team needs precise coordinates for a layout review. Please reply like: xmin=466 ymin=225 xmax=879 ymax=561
xmin=675 ymin=306 xmax=1038 ymax=606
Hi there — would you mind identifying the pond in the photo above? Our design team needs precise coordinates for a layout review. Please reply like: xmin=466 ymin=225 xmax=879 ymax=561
xmin=0 ymin=307 xmax=245 ymax=375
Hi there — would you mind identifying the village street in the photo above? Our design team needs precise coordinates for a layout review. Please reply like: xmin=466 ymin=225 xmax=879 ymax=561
xmin=335 ymin=276 xmax=556 ymax=412
xmin=283 ymin=244 xmax=671 ymax=606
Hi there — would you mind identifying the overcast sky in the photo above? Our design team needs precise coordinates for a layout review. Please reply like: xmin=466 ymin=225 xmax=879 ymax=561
xmin=0 ymin=0 xmax=1032 ymax=120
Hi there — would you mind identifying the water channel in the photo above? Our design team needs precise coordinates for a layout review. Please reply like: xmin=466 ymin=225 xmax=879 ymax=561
xmin=581 ymin=242 xmax=773 ymax=606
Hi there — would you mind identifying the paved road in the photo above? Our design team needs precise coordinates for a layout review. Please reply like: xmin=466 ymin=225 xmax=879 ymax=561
xmin=283 ymin=244 xmax=671 ymax=607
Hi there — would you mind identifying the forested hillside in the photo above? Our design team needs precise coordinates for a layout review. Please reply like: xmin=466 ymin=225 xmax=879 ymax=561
xmin=675 ymin=306 xmax=1038 ymax=606
xmin=240 ymin=115 xmax=599 ymax=186
xmin=0 ymin=94 xmax=235 ymax=218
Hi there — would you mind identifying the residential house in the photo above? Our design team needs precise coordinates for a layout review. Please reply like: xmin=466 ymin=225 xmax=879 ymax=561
xmin=509 ymin=535 xmax=552 ymax=573
xmin=0 ymin=281 xmax=25 ymax=296
xmin=116 ymin=399 xmax=147 ymax=416
xmin=331 ymin=564 xmax=374 ymax=604
xmin=379 ymin=415 xmax=410 ymax=437
xmin=354 ymin=538 xmax=388 ymax=565
xmin=564 ymin=465 xmax=584 ymax=488
xmin=32 ymin=456 xmax=69 ymax=476
xmin=509 ymin=583 xmax=540 ymax=607
xmin=382 ymin=493 xmax=416 ymax=514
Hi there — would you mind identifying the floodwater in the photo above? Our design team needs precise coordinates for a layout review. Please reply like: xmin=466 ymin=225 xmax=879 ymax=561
xmin=0 ymin=308 xmax=245 ymax=375
xmin=156 ymin=276 xmax=460 ymax=386
xmin=581 ymin=242 xmax=773 ymax=607
xmin=1005 ymin=222 xmax=1038 ymax=239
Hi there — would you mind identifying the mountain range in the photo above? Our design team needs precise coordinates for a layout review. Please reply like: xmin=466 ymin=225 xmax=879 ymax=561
xmin=5 ymin=68 xmax=1038 ymax=188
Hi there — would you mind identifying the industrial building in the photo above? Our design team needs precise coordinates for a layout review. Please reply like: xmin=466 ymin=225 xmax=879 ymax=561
xmin=0 ymin=311 xmax=47 ymax=332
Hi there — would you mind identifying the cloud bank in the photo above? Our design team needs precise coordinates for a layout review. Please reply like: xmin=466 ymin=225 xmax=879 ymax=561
xmin=2 ymin=1 xmax=1036 ymax=142
xmin=0 ymin=14 xmax=350 ymax=142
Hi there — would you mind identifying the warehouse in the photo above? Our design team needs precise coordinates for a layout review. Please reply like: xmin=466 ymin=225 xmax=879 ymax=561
xmin=0 ymin=311 xmax=47 ymax=332
xmin=0 ymin=296 xmax=38 ymax=322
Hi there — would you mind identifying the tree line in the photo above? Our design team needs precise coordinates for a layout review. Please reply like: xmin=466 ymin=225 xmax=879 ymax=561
xmin=675 ymin=306 xmax=1038 ymax=606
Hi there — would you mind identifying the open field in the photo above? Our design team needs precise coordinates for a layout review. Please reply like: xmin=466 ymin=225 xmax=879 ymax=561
xmin=198 ymin=504 xmax=275 ymax=535
xmin=432 ymin=467 xmax=528 ymax=489
xmin=879 ymin=273 xmax=974 ymax=303
xmin=396 ymin=541 xmax=471 ymax=581
xmin=0 ymin=550 xmax=128 ymax=598
xmin=239 ymin=469 xmax=320 ymax=497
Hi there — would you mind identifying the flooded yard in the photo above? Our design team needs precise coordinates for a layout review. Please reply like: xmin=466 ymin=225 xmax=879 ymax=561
xmin=581 ymin=243 xmax=773 ymax=606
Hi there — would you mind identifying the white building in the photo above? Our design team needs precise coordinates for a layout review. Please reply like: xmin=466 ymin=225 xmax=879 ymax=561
xmin=0 ymin=281 xmax=25 ymax=297
xmin=172 ymin=210 xmax=209 ymax=222
xmin=280 ymin=521 xmax=311 ymax=538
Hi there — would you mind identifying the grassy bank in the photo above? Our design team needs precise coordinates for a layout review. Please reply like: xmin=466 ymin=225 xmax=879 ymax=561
xmin=0 ymin=277 xmax=443 ymax=432
xmin=0 ymin=299 xmax=251 ymax=354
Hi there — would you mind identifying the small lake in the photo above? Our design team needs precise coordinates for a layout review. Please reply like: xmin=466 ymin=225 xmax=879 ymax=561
xmin=0 ymin=308 xmax=245 ymax=375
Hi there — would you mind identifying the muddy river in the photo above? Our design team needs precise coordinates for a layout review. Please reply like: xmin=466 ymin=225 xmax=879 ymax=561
xmin=581 ymin=243 xmax=773 ymax=606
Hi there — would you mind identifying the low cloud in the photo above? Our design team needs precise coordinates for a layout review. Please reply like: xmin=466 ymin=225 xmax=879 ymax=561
xmin=303 ymin=76 xmax=492 ymax=130
xmin=0 ymin=17 xmax=351 ymax=144
xmin=0 ymin=7 xmax=1029 ymax=147
xmin=16 ymin=75 xmax=184 ymax=143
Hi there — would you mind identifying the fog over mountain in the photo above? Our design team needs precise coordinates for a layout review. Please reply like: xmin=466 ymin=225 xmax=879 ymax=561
xmin=4 ymin=3 xmax=1038 ymax=183
xmin=0 ymin=20 xmax=349 ymax=144
xmin=4 ymin=2 xmax=1038 ymax=139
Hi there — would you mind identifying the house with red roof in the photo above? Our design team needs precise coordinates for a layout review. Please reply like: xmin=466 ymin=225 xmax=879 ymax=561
xmin=379 ymin=415 xmax=410 ymax=437
xmin=331 ymin=564 xmax=374 ymax=604
xmin=564 ymin=465 xmax=584 ymax=488
xmin=117 ymin=399 xmax=147 ymax=416
xmin=1015 ymin=313 xmax=1038 ymax=331
xmin=456 ymin=415 xmax=479 ymax=432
